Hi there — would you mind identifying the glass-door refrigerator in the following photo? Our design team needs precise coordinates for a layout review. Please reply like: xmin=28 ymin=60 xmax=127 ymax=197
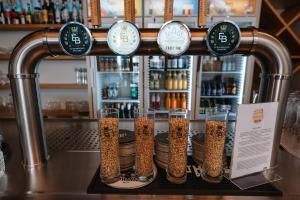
xmin=95 ymin=56 xmax=143 ymax=118
xmin=196 ymin=55 xmax=248 ymax=120
xmin=144 ymin=56 xmax=197 ymax=118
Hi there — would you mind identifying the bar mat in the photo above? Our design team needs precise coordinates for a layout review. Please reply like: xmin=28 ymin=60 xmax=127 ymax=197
xmin=87 ymin=158 xmax=282 ymax=196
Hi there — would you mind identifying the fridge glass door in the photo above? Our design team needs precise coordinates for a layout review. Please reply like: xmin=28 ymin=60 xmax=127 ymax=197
xmin=145 ymin=55 xmax=194 ymax=119
xmin=198 ymin=55 xmax=247 ymax=120
xmin=96 ymin=56 xmax=142 ymax=119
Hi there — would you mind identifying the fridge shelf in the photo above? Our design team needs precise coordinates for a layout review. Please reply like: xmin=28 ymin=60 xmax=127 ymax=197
xmin=149 ymin=90 xmax=189 ymax=93
xmin=101 ymin=99 xmax=140 ymax=103
xmin=149 ymin=68 xmax=190 ymax=72
xmin=201 ymin=95 xmax=239 ymax=98
xmin=97 ymin=71 xmax=139 ymax=74
xmin=201 ymin=71 xmax=242 ymax=74
xmin=199 ymin=113 xmax=237 ymax=121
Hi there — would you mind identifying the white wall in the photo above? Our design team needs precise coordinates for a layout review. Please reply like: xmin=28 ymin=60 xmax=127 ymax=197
xmin=0 ymin=31 xmax=89 ymax=110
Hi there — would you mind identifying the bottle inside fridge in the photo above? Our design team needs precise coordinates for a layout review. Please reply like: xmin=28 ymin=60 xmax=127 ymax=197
xmin=146 ymin=55 xmax=194 ymax=118
xmin=96 ymin=56 xmax=142 ymax=119
xmin=198 ymin=55 xmax=247 ymax=120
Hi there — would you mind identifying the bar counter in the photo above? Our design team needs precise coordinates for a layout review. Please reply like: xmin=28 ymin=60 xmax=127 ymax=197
xmin=0 ymin=119 xmax=299 ymax=200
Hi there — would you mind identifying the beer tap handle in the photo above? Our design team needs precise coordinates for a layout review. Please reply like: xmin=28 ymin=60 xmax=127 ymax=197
xmin=164 ymin=0 xmax=173 ymax=22
xmin=124 ymin=0 xmax=135 ymax=24
xmin=198 ymin=0 xmax=208 ymax=27
xmin=90 ymin=0 xmax=101 ymax=28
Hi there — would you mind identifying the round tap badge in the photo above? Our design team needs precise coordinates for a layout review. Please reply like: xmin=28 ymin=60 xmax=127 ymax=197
xmin=107 ymin=20 xmax=141 ymax=56
xmin=59 ymin=22 xmax=93 ymax=56
xmin=157 ymin=21 xmax=191 ymax=56
xmin=206 ymin=20 xmax=241 ymax=56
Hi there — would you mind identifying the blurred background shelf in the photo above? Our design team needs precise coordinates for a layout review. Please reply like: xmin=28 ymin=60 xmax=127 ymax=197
xmin=0 ymin=24 xmax=63 ymax=31
xmin=0 ymin=54 xmax=85 ymax=61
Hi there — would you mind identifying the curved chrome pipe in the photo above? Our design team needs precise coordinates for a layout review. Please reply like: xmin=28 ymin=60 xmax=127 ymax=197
xmin=8 ymin=28 xmax=292 ymax=169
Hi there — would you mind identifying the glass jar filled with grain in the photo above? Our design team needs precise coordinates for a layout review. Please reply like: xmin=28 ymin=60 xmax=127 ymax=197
xmin=134 ymin=108 xmax=155 ymax=182
xmin=201 ymin=107 xmax=228 ymax=183
xmin=98 ymin=108 xmax=120 ymax=184
xmin=167 ymin=109 xmax=190 ymax=184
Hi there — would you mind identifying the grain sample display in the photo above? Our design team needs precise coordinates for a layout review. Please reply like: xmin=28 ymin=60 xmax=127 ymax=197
xmin=167 ymin=118 xmax=189 ymax=183
xmin=98 ymin=118 xmax=120 ymax=183
xmin=135 ymin=117 xmax=154 ymax=181
xmin=203 ymin=120 xmax=227 ymax=179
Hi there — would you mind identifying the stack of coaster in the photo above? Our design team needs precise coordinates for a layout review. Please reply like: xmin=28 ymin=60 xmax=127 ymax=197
xmin=191 ymin=133 xmax=205 ymax=165
xmin=119 ymin=130 xmax=135 ymax=171
xmin=154 ymin=132 xmax=169 ymax=169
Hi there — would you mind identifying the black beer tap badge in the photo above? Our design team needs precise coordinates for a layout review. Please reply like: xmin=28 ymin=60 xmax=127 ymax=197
xmin=206 ymin=21 xmax=241 ymax=56
xmin=59 ymin=22 xmax=93 ymax=56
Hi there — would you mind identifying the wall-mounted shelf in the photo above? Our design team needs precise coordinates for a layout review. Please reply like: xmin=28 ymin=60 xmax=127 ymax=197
xmin=0 ymin=83 xmax=87 ymax=90
xmin=0 ymin=54 xmax=85 ymax=61
xmin=149 ymin=90 xmax=189 ymax=93
xmin=101 ymin=99 xmax=139 ymax=103
xmin=201 ymin=95 xmax=239 ymax=99
xmin=0 ymin=24 xmax=63 ymax=31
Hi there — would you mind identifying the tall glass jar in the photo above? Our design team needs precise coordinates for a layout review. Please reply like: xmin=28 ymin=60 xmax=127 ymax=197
xmin=201 ymin=108 xmax=228 ymax=183
xmin=134 ymin=109 xmax=155 ymax=182
xmin=167 ymin=109 xmax=190 ymax=184
xmin=98 ymin=108 xmax=120 ymax=184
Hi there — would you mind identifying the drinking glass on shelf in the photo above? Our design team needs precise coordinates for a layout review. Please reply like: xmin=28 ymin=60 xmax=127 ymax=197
xmin=98 ymin=108 xmax=120 ymax=183
xmin=201 ymin=108 xmax=228 ymax=183
xmin=167 ymin=109 xmax=190 ymax=184
xmin=134 ymin=108 xmax=155 ymax=182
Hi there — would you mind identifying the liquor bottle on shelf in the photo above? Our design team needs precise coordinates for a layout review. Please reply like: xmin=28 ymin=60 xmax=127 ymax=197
xmin=20 ymin=9 xmax=26 ymax=24
xmin=165 ymin=72 xmax=169 ymax=90
xmin=78 ymin=0 xmax=83 ymax=23
xmin=72 ymin=0 xmax=78 ymax=22
xmin=10 ymin=5 xmax=19 ymax=24
xmin=149 ymin=73 xmax=154 ymax=90
xmin=54 ymin=1 xmax=61 ymax=23
xmin=176 ymin=93 xmax=181 ymax=108
xmin=201 ymin=81 xmax=206 ymax=96
xmin=205 ymin=81 xmax=211 ymax=96
xmin=120 ymin=104 xmax=125 ymax=118
xmin=211 ymin=80 xmax=217 ymax=96
xmin=4 ymin=7 xmax=11 ymax=24
xmin=61 ymin=0 xmax=68 ymax=23
xmin=151 ymin=94 xmax=156 ymax=109
xmin=41 ymin=0 xmax=48 ymax=24
xmin=226 ymin=79 xmax=232 ymax=95
xmin=172 ymin=72 xmax=178 ymax=90
xmin=178 ymin=71 xmax=183 ymax=90
xmin=47 ymin=0 xmax=55 ymax=24
xmin=156 ymin=94 xmax=161 ymax=109
xmin=217 ymin=81 xmax=223 ymax=96
xmin=33 ymin=0 xmax=41 ymax=23
xmin=165 ymin=93 xmax=171 ymax=110
xmin=181 ymin=93 xmax=187 ymax=109
xmin=171 ymin=93 xmax=177 ymax=110
xmin=232 ymin=80 xmax=237 ymax=95
xmin=182 ymin=71 xmax=188 ymax=90
xmin=130 ymin=82 xmax=138 ymax=99
xmin=25 ymin=3 xmax=32 ymax=24
xmin=153 ymin=72 xmax=160 ymax=90
xmin=178 ymin=57 xmax=184 ymax=69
